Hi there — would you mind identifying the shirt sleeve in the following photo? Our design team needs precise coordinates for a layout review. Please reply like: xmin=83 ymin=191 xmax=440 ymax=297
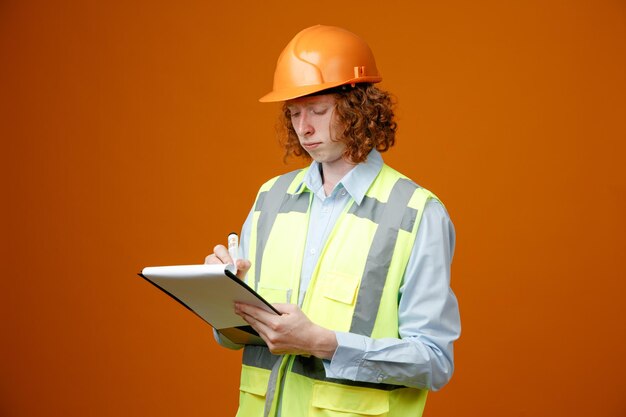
xmin=323 ymin=199 xmax=461 ymax=391
xmin=212 ymin=207 xmax=254 ymax=350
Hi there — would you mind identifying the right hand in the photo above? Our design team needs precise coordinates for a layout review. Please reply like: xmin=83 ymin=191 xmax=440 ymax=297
xmin=205 ymin=244 xmax=251 ymax=281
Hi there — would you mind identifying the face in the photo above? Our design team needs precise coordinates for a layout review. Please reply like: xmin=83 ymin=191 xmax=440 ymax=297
xmin=286 ymin=94 xmax=347 ymax=168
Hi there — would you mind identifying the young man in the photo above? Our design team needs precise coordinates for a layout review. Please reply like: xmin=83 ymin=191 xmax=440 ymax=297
xmin=206 ymin=25 xmax=460 ymax=417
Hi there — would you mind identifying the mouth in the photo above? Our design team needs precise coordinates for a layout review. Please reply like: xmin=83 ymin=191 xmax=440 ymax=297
xmin=302 ymin=142 xmax=321 ymax=150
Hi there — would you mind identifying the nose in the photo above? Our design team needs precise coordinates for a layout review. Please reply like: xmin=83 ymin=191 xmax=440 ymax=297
xmin=294 ymin=112 xmax=314 ymax=137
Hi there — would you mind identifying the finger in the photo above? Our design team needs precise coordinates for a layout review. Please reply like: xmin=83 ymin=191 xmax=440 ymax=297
xmin=212 ymin=244 xmax=232 ymax=264
xmin=234 ymin=307 xmax=268 ymax=335
xmin=235 ymin=259 xmax=251 ymax=280
xmin=241 ymin=318 xmax=273 ymax=348
xmin=204 ymin=254 xmax=221 ymax=264
xmin=271 ymin=303 xmax=294 ymax=313
xmin=236 ymin=311 xmax=257 ymax=331
xmin=235 ymin=302 xmax=277 ymax=326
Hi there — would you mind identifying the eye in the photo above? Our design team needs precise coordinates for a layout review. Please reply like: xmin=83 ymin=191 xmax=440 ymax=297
xmin=289 ymin=110 xmax=300 ymax=118
xmin=312 ymin=107 xmax=328 ymax=115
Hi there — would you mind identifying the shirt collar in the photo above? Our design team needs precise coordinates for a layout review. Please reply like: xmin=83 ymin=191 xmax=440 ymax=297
xmin=296 ymin=149 xmax=383 ymax=205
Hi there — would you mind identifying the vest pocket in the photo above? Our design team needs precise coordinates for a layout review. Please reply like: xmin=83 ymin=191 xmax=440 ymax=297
xmin=258 ymin=285 xmax=291 ymax=304
xmin=321 ymin=272 xmax=359 ymax=305
xmin=309 ymin=272 xmax=360 ymax=331
xmin=236 ymin=365 xmax=270 ymax=417
xmin=310 ymin=381 xmax=389 ymax=416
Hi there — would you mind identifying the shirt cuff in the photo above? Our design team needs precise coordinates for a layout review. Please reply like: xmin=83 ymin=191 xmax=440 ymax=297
xmin=323 ymin=331 xmax=371 ymax=381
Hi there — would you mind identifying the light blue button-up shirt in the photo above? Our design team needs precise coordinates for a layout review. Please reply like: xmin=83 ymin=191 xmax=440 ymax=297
xmin=216 ymin=149 xmax=460 ymax=391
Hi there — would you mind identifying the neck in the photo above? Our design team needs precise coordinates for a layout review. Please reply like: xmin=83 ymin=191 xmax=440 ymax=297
xmin=321 ymin=159 xmax=356 ymax=196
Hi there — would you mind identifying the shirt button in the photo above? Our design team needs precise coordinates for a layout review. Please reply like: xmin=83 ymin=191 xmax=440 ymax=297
xmin=310 ymin=248 xmax=317 ymax=255
xmin=377 ymin=375 xmax=384 ymax=382
xmin=341 ymin=190 xmax=347 ymax=196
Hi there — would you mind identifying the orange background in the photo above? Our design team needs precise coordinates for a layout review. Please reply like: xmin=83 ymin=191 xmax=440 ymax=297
xmin=2 ymin=1 xmax=625 ymax=416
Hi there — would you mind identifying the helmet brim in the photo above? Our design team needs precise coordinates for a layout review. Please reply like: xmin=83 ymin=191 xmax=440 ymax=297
xmin=259 ymin=77 xmax=382 ymax=103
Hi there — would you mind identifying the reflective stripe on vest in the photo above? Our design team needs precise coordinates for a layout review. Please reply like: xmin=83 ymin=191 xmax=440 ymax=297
xmin=252 ymin=169 xmax=308 ymax=292
xmin=348 ymin=177 xmax=418 ymax=336
xmin=243 ymin=345 xmax=282 ymax=370
xmin=290 ymin=355 xmax=400 ymax=391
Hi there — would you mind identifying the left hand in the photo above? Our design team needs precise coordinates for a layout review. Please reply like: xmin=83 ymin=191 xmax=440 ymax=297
xmin=234 ymin=302 xmax=338 ymax=359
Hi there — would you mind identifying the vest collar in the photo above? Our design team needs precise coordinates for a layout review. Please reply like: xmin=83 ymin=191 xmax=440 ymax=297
xmin=296 ymin=149 xmax=383 ymax=205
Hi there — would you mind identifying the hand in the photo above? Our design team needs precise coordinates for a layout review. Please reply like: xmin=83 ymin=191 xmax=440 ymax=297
xmin=234 ymin=302 xmax=338 ymax=359
xmin=205 ymin=244 xmax=251 ymax=281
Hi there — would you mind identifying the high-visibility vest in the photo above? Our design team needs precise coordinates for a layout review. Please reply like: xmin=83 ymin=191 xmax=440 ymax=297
xmin=237 ymin=164 xmax=436 ymax=417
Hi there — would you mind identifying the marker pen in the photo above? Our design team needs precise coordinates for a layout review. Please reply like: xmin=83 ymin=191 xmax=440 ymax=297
xmin=227 ymin=232 xmax=239 ymax=270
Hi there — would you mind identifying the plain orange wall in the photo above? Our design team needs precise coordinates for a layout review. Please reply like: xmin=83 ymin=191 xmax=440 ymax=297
xmin=2 ymin=1 xmax=625 ymax=416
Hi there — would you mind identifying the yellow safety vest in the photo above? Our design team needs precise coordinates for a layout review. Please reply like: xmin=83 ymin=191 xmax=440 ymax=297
xmin=237 ymin=164 xmax=436 ymax=417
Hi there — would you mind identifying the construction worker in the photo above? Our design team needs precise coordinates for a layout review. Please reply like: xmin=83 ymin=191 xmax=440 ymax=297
xmin=206 ymin=24 xmax=460 ymax=417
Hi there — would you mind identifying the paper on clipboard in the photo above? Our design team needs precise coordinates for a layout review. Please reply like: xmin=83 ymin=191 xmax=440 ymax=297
xmin=139 ymin=264 xmax=279 ymax=343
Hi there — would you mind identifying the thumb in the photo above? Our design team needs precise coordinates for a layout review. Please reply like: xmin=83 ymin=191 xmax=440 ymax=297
xmin=235 ymin=259 xmax=251 ymax=280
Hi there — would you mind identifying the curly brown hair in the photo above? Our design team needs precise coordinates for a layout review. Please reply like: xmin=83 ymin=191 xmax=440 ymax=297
xmin=278 ymin=84 xmax=397 ymax=164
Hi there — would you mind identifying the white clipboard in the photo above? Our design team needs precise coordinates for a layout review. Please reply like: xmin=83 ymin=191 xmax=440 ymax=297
xmin=139 ymin=264 xmax=279 ymax=345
